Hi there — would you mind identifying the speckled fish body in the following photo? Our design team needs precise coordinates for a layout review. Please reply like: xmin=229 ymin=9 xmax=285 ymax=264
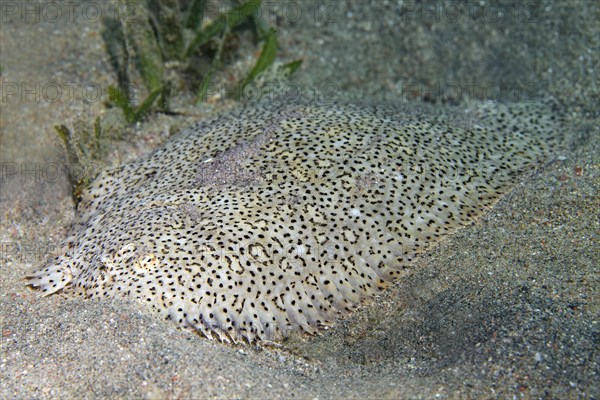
xmin=27 ymin=100 xmax=561 ymax=343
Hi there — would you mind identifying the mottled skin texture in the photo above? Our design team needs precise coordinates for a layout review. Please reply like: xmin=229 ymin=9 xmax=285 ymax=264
xmin=27 ymin=100 xmax=561 ymax=343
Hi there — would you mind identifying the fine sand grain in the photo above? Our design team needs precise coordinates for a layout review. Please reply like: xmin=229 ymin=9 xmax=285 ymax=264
xmin=1 ymin=1 xmax=598 ymax=399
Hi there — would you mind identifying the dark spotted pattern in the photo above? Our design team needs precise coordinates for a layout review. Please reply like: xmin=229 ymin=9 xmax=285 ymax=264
xmin=27 ymin=100 xmax=561 ymax=343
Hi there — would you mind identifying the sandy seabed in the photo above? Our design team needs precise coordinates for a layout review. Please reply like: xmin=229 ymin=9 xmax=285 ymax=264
xmin=1 ymin=1 xmax=598 ymax=399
